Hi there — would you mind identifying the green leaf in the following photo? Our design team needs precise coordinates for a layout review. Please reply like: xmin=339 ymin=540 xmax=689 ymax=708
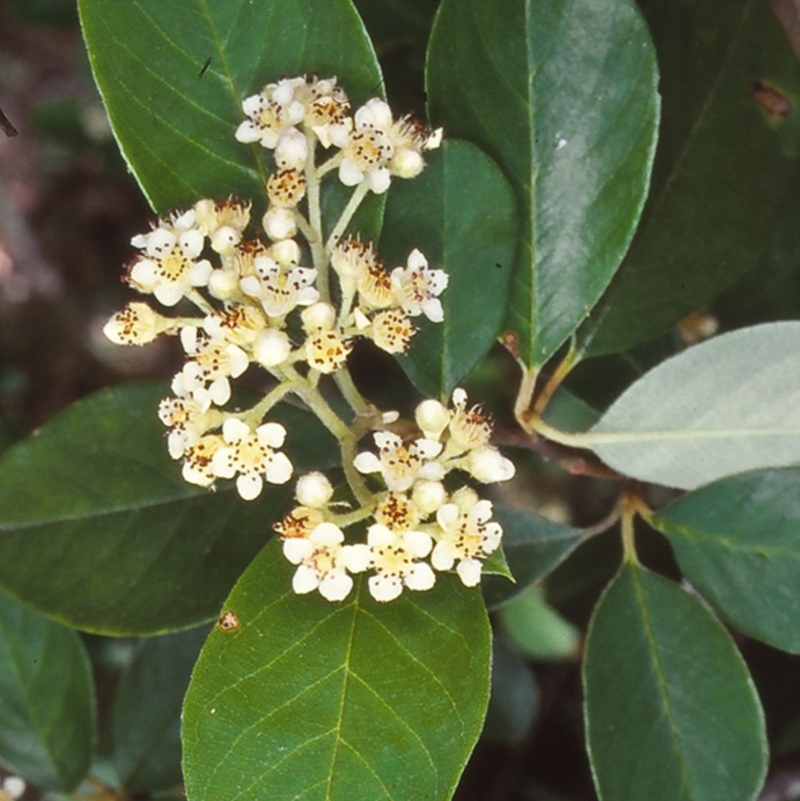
xmin=578 ymin=0 xmax=800 ymax=357
xmin=113 ymin=626 xmax=210 ymax=793
xmin=382 ymin=140 xmax=517 ymax=396
xmin=585 ymin=322 xmax=800 ymax=489
xmin=482 ymin=506 xmax=585 ymax=610
xmin=652 ymin=467 xmax=800 ymax=653
xmin=78 ymin=0 xmax=382 ymax=211
xmin=713 ymin=178 xmax=800 ymax=328
xmin=426 ymin=0 xmax=659 ymax=368
xmin=498 ymin=586 xmax=580 ymax=662
xmin=0 ymin=590 xmax=95 ymax=790
xmin=182 ymin=539 xmax=490 ymax=801
xmin=0 ymin=381 xmax=336 ymax=635
xmin=583 ymin=563 xmax=767 ymax=801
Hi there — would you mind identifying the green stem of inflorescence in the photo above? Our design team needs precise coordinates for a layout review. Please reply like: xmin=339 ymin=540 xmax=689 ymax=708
xmin=280 ymin=363 xmax=374 ymax=508
xmin=304 ymin=133 xmax=329 ymax=300
xmin=325 ymin=181 xmax=370 ymax=254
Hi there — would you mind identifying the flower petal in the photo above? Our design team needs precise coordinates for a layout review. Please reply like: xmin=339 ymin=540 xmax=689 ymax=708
xmin=456 ymin=558 xmax=482 ymax=588
xmin=236 ymin=472 xmax=263 ymax=500
xmin=369 ymin=574 xmax=402 ymax=603
xmin=404 ymin=562 xmax=436 ymax=592
xmin=292 ymin=564 xmax=320 ymax=594
xmin=319 ymin=571 xmax=353 ymax=602
xmin=266 ymin=452 xmax=293 ymax=484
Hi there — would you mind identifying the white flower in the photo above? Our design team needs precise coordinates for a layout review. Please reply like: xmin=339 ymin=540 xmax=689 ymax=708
xmin=267 ymin=168 xmax=307 ymax=209
xmin=193 ymin=198 xmax=251 ymax=254
xmin=235 ymin=77 xmax=306 ymax=149
xmin=203 ymin=305 xmax=268 ymax=348
xmin=365 ymin=523 xmax=435 ymax=602
xmin=369 ymin=308 xmax=416 ymax=354
xmin=373 ymin=492 xmax=421 ymax=532
xmin=303 ymin=76 xmax=352 ymax=148
xmin=182 ymin=434 xmax=225 ymax=487
xmin=282 ymin=522 xmax=367 ymax=602
xmin=131 ymin=208 xmax=200 ymax=252
xmin=305 ymin=329 xmax=352 ymax=374
xmin=339 ymin=98 xmax=394 ymax=193
xmin=447 ymin=387 xmax=493 ymax=452
xmin=354 ymin=431 xmax=444 ymax=492
xmin=158 ymin=394 xmax=215 ymax=459
xmin=128 ymin=226 xmax=212 ymax=307
xmin=431 ymin=497 xmax=502 ymax=587
xmin=239 ymin=257 xmax=318 ymax=319
xmin=274 ymin=505 xmax=325 ymax=539
xmin=295 ymin=472 xmax=334 ymax=508
xmin=103 ymin=302 xmax=172 ymax=345
xmin=173 ymin=327 xmax=250 ymax=406
xmin=390 ymin=249 xmax=448 ymax=322
xmin=356 ymin=256 xmax=394 ymax=310
xmin=330 ymin=237 xmax=378 ymax=292
xmin=388 ymin=115 xmax=442 ymax=178
xmin=211 ymin=417 xmax=293 ymax=500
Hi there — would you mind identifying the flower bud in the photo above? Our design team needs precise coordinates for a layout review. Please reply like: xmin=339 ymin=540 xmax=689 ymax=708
xmin=467 ymin=446 xmax=515 ymax=483
xmin=253 ymin=328 xmax=292 ymax=367
xmin=392 ymin=148 xmax=424 ymax=179
xmin=210 ymin=225 xmax=241 ymax=255
xmin=450 ymin=486 xmax=479 ymax=513
xmin=302 ymin=301 xmax=337 ymax=332
xmin=262 ymin=207 xmax=297 ymax=241
xmin=269 ymin=238 xmax=301 ymax=267
xmin=412 ymin=480 xmax=447 ymax=515
xmin=295 ymin=472 xmax=334 ymax=508
xmin=275 ymin=128 xmax=308 ymax=170
xmin=207 ymin=268 xmax=241 ymax=300
xmin=415 ymin=399 xmax=450 ymax=440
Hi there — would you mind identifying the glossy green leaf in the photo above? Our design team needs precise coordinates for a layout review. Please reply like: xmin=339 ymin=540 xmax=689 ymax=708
xmin=381 ymin=140 xmax=516 ymax=396
xmin=653 ymin=467 xmax=800 ymax=653
xmin=0 ymin=590 xmax=95 ymax=790
xmin=585 ymin=322 xmax=800 ymax=489
xmin=114 ymin=626 xmax=209 ymax=793
xmin=578 ymin=0 xmax=800 ymax=357
xmin=584 ymin=563 xmax=767 ymax=801
xmin=182 ymin=539 xmax=490 ymax=801
xmin=713 ymin=178 xmax=800 ymax=328
xmin=0 ymin=381 xmax=336 ymax=635
xmin=483 ymin=506 xmax=585 ymax=610
xmin=78 ymin=0 xmax=382 ymax=212
xmin=426 ymin=0 xmax=659 ymax=368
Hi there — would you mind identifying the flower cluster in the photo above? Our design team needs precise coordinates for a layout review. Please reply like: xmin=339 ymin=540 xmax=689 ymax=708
xmin=235 ymin=76 xmax=441 ymax=195
xmin=103 ymin=74 xmax=443 ymax=502
xmin=103 ymin=74 xmax=517 ymax=603
xmin=277 ymin=389 xmax=514 ymax=603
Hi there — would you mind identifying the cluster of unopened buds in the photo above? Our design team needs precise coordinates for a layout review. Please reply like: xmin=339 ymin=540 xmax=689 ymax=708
xmin=104 ymin=74 xmax=515 ymax=603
